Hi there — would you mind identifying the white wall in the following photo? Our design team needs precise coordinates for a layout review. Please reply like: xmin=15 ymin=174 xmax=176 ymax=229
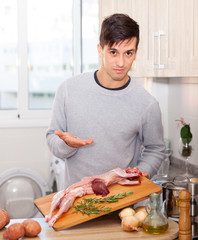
xmin=145 ymin=77 xmax=198 ymax=166
xmin=0 ymin=127 xmax=52 ymax=184
xmin=167 ymin=78 xmax=198 ymax=165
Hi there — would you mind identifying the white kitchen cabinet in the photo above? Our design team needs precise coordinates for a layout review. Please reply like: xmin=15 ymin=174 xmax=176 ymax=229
xmin=99 ymin=0 xmax=198 ymax=77
xmin=192 ymin=0 xmax=198 ymax=76
xmin=184 ymin=0 xmax=198 ymax=76
xmin=130 ymin=0 xmax=149 ymax=77
xmin=98 ymin=0 xmax=149 ymax=77
xmin=166 ymin=0 xmax=198 ymax=77
xmin=98 ymin=0 xmax=116 ymax=20
xmin=148 ymin=0 xmax=198 ymax=77
xmin=147 ymin=0 xmax=189 ymax=77
xmin=146 ymin=0 xmax=168 ymax=77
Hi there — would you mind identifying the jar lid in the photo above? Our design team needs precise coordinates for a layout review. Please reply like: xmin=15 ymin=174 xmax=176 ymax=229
xmin=152 ymin=175 xmax=173 ymax=185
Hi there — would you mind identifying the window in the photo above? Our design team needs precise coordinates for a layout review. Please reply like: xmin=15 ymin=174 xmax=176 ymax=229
xmin=0 ymin=0 xmax=99 ymax=127
xmin=27 ymin=0 xmax=73 ymax=110
xmin=82 ymin=0 xmax=99 ymax=72
xmin=0 ymin=0 xmax=18 ymax=110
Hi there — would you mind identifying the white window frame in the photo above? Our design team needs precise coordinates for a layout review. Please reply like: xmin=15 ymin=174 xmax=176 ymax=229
xmin=0 ymin=0 xmax=82 ymax=128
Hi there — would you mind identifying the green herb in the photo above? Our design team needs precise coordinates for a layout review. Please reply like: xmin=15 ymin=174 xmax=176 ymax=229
xmin=73 ymin=191 xmax=133 ymax=216
xmin=83 ymin=191 xmax=133 ymax=204
xmin=73 ymin=201 xmax=111 ymax=215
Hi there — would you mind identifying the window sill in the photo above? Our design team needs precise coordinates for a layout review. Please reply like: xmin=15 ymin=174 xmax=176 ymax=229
xmin=0 ymin=119 xmax=50 ymax=128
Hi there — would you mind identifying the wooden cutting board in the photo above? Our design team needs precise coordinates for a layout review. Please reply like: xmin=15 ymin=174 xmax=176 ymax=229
xmin=34 ymin=176 xmax=161 ymax=231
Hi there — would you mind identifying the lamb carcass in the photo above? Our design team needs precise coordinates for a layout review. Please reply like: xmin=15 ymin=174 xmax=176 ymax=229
xmin=46 ymin=167 xmax=142 ymax=227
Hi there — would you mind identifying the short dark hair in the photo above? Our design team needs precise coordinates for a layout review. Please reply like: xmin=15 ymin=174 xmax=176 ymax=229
xmin=99 ymin=13 xmax=139 ymax=49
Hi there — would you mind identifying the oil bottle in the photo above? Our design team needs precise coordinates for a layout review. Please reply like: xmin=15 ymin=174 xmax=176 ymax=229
xmin=142 ymin=193 xmax=168 ymax=234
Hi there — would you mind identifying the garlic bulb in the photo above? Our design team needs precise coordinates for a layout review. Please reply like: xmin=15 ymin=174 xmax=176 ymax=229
xmin=134 ymin=210 xmax=147 ymax=226
xmin=119 ymin=207 xmax=135 ymax=220
xmin=121 ymin=215 xmax=139 ymax=232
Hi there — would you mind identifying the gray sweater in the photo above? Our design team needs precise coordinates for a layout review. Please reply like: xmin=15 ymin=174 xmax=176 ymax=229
xmin=46 ymin=72 xmax=165 ymax=188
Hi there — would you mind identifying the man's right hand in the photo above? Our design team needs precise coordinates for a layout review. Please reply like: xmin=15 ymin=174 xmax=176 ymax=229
xmin=54 ymin=130 xmax=94 ymax=148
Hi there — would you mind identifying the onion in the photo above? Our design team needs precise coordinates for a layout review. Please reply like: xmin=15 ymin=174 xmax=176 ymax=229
xmin=119 ymin=207 xmax=135 ymax=220
xmin=134 ymin=210 xmax=147 ymax=226
xmin=121 ymin=215 xmax=139 ymax=232
xmin=190 ymin=178 xmax=198 ymax=183
xmin=134 ymin=206 xmax=146 ymax=213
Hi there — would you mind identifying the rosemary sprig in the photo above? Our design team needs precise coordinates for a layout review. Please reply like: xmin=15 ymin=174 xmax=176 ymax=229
xmin=83 ymin=191 xmax=133 ymax=204
xmin=73 ymin=191 xmax=133 ymax=216
xmin=73 ymin=201 xmax=111 ymax=215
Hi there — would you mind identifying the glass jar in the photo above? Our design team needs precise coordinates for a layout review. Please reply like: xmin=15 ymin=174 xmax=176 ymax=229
xmin=142 ymin=193 xmax=168 ymax=234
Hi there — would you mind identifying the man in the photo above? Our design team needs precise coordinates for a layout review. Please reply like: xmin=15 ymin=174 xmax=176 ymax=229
xmin=46 ymin=13 xmax=165 ymax=188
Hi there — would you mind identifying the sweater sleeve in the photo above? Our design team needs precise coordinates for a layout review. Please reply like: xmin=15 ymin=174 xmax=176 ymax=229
xmin=46 ymin=82 xmax=77 ymax=159
xmin=136 ymin=101 xmax=165 ymax=178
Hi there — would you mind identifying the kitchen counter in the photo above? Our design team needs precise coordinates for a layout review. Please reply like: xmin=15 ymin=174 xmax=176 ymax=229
xmin=152 ymin=162 xmax=197 ymax=185
xmin=0 ymin=213 xmax=178 ymax=240
xmin=169 ymin=157 xmax=198 ymax=178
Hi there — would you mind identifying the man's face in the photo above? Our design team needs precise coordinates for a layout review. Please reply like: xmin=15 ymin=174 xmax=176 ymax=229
xmin=98 ymin=38 xmax=138 ymax=85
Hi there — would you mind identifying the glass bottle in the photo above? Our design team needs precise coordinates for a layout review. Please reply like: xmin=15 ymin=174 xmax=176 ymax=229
xmin=178 ymin=137 xmax=194 ymax=177
xmin=142 ymin=193 xmax=168 ymax=234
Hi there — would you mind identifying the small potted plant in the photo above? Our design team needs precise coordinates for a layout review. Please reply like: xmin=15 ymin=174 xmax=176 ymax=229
xmin=176 ymin=118 xmax=193 ymax=157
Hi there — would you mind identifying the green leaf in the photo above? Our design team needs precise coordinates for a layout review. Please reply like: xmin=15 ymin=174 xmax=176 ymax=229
xmin=181 ymin=125 xmax=192 ymax=144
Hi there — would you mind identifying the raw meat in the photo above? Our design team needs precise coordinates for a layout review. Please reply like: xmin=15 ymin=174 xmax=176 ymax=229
xmin=46 ymin=167 xmax=142 ymax=227
xmin=91 ymin=178 xmax=110 ymax=196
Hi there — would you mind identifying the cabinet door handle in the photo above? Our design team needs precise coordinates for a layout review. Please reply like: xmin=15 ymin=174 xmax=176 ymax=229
xmin=153 ymin=31 xmax=166 ymax=69
xmin=153 ymin=31 xmax=159 ymax=69
xmin=158 ymin=30 xmax=165 ymax=69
